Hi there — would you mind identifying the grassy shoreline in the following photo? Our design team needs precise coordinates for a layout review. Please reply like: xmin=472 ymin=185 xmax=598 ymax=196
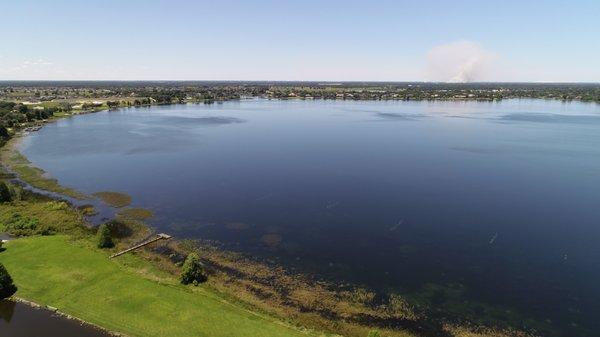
xmin=0 ymin=137 xmax=88 ymax=199
xmin=1 ymin=235 xmax=315 ymax=337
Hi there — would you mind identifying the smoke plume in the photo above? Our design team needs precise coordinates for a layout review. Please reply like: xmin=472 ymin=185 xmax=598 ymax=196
xmin=425 ymin=41 xmax=496 ymax=83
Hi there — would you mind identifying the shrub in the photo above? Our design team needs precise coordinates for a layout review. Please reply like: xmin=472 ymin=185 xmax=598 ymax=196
xmin=97 ymin=224 xmax=114 ymax=249
xmin=2 ymin=214 xmax=47 ymax=236
xmin=0 ymin=263 xmax=17 ymax=299
xmin=180 ymin=253 xmax=206 ymax=285
xmin=0 ymin=181 xmax=11 ymax=203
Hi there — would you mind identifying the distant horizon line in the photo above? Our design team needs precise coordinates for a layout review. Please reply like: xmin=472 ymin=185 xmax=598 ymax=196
xmin=1 ymin=80 xmax=599 ymax=85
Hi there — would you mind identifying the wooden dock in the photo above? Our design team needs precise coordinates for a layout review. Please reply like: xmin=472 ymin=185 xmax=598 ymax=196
xmin=109 ymin=233 xmax=172 ymax=259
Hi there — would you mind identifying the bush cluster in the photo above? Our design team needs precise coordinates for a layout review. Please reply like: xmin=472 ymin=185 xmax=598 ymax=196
xmin=180 ymin=253 xmax=207 ymax=285
xmin=97 ymin=223 xmax=114 ymax=249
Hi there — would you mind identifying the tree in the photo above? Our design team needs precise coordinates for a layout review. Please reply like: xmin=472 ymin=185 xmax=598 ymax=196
xmin=0 ymin=263 xmax=17 ymax=299
xmin=97 ymin=224 xmax=114 ymax=249
xmin=0 ymin=126 xmax=9 ymax=140
xmin=180 ymin=253 xmax=206 ymax=285
xmin=0 ymin=182 xmax=11 ymax=203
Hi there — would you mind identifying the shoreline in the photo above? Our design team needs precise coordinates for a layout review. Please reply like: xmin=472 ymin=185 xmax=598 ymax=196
xmin=0 ymin=101 xmax=542 ymax=337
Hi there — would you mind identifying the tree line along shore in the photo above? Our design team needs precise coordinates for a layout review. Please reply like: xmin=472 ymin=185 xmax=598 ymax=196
xmin=2 ymin=81 xmax=600 ymax=134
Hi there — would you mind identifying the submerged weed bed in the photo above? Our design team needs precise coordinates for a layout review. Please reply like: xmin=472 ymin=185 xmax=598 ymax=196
xmin=116 ymin=207 xmax=154 ymax=220
xmin=93 ymin=191 xmax=132 ymax=208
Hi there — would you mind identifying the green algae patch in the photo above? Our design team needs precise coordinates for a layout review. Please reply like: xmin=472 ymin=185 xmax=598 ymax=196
xmin=116 ymin=207 xmax=153 ymax=220
xmin=0 ymin=138 xmax=87 ymax=200
xmin=93 ymin=191 xmax=132 ymax=208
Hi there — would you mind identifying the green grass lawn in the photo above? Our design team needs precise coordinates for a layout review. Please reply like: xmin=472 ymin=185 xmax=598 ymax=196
xmin=0 ymin=235 xmax=318 ymax=337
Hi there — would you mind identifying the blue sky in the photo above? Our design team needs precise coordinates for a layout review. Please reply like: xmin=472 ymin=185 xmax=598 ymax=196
xmin=1 ymin=0 xmax=599 ymax=81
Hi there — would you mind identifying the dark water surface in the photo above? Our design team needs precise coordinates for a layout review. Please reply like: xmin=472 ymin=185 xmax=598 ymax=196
xmin=0 ymin=300 xmax=110 ymax=337
xmin=20 ymin=99 xmax=600 ymax=336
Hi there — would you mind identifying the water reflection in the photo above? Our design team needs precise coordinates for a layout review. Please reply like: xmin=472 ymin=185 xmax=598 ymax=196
xmin=0 ymin=300 xmax=16 ymax=323
xmin=0 ymin=300 xmax=110 ymax=337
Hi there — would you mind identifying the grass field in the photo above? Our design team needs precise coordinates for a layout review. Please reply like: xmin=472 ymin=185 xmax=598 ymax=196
xmin=0 ymin=236 xmax=319 ymax=337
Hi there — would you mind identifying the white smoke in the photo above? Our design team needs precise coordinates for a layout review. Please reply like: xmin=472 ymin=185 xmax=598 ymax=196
xmin=425 ymin=41 xmax=496 ymax=83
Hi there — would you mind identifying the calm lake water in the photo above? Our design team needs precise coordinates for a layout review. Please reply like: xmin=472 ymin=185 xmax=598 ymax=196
xmin=0 ymin=300 xmax=110 ymax=337
xmin=20 ymin=99 xmax=600 ymax=336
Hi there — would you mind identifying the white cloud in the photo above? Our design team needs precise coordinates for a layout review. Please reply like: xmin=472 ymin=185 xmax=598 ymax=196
xmin=425 ymin=40 xmax=497 ymax=82
xmin=0 ymin=58 xmax=59 ymax=79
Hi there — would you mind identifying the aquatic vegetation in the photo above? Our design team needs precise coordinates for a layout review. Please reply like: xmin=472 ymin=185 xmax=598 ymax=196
xmin=93 ymin=191 xmax=132 ymax=208
xmin=446 ymin=326 xmax=535 ymax=337
xmin=0 ymin=140 xmax=87 ymax=199
xmin=116 ymin=207 xmax=153 ymax=220
xmin=347 ymin=287 xmax=376 ymax=305
xmin=261 ymin=233 xmax=282 ymax=248
xmin=183 ymin=239 xmax=523 ymax=337
xmin=77 ymin=204 xmax=98 ymax=216
xmin=386 ymin=293 xmax=419 ymax=320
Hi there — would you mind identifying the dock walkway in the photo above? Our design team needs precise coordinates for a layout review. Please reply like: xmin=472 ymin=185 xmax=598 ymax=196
xmin=109 ymin=233 xmax=172 ymax=258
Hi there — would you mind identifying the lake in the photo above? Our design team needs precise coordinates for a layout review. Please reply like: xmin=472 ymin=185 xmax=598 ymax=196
xmin=0 ymin=300 xmax=110 ymax=337
xmin=19 ymin=99 xmax=600 ymax=336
